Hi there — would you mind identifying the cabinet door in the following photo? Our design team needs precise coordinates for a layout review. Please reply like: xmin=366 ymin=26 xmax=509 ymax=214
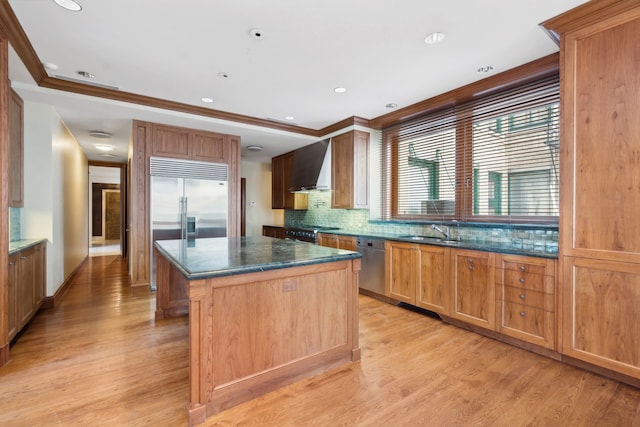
xmin=337 ymin=236 xmax=357 ymax=251
xmin=9 ymin=89 xmax=24 ymax=207
xmin=17 ymin=249 xmax=35 ymax=327
xmin=8 ymin=254 xmax=18 ymax=341
xmin=331 ymin=130 xmax=369 ymax=209
xmin=563 ymin=257 xmax=640 ymax=378
xmin=417 ymin=245 xmax=450 ymax=315
xmin=33 ymin=243 xmax=46 ymax=307
xmin=317 ymin=233 xmax=338 ymax=248
xmin=385 ymin=241 xmax=418 ymax=304
xmin=191 ymin=132 xmax=226 ymax=163
xmin=271 ymin=155 xmax=285 ymax=209
xmin=151 ymin=125 xmax=190 ymax=159
xmin=451 ymin=249 xmax=495 ymax=329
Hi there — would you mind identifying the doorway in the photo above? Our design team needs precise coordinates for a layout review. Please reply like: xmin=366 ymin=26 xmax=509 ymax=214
xmin=89 ymin=165 xmax=123 ymax=257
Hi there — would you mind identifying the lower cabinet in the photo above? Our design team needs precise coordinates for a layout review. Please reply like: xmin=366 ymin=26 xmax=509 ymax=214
xmin=385 ymin=240 xmax=557 ymax=351
xmin=317 ymin=233 xmax=357 ymax=251
xmin=495 ymin=254 xmax=556 ymax=349
xmin=262 ymin=225 xmax=286 ymax=239
xmin=450 ymin=249 xmax=496 ymax=330
xmin=8 ymin=242 xmax=46 ymax=342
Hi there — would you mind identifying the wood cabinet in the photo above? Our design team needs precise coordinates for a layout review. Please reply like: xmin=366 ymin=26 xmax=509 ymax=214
xmin=271 ymin=152 xmax=308 ymax=210
xmin=8 ymin=242 xmax=46 ymax=342
xmin=495 ymin=254 xmax=556 ymax=349
xmin=450 ymin=249 xmax=495 ymax=330
xmin=9 ymin=88 xmax=23 ymax=207
xmin=317 ymin=233 xmax=356 ymax=251
xmin=331 ymin=130 xmax=369 ymax=209
xmin=543 ymin=0 xmax=640 ymax=380
xmin=417 ymin=244 xmax=450 ymax=315
xmin=150 ymin=124 xmax=230 ymax=163
xmin=262 ymin=225 xmax=286 ymax=239
xmin=385 ymin=241 xmax=419 ymax=304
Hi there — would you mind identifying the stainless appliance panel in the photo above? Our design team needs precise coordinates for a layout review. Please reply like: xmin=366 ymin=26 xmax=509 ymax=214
xmin=356 ymin=237 xmax=385 ymax=295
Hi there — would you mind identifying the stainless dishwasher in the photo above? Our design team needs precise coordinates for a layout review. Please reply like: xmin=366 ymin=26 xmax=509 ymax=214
xmin=356 ymin=237 xmax=385 ymax=295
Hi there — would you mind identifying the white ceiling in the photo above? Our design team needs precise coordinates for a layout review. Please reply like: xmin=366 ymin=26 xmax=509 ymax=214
xmin=6 ymin=0 xmax=587 ymax=163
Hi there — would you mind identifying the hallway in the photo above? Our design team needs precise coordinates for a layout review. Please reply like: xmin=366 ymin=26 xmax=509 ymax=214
xmin=1 ymin=256 xmax=639 ymax=426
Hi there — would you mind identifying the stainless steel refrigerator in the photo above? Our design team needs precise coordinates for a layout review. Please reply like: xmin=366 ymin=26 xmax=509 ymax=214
xmin=150 ymin=157 xmax=229 ymax=288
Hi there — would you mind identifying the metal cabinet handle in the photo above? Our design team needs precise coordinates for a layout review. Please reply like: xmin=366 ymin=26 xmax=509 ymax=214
xmin=519 ymin=294 xmax=526 ymax=300
xmin=519 ymin=278 xmax=525 ymax=284
xmin=20 ymin=256 xmax=27 ymax=260
xmin=519 ymin=266 xmax=525 ymax=271
xmin=519 ymin=311 xmax=526 ymax=317
xmin=9 ymin=262 xmax=14 ymax=266
xmin=468 ymin=265 xmax=474 ymax=271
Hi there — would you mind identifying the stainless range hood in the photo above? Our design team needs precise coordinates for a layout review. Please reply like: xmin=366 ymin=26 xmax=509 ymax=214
xmin=288 ymin=139 xmax=331 ymax=192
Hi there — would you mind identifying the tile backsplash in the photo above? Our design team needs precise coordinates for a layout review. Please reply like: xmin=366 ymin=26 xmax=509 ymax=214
xmin=9 ymin=207 xmax=21 ymax=241
xmin=284 ymin=191 xmax=558 ymax=255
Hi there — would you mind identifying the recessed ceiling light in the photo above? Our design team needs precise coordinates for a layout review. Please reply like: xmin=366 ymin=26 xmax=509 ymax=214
xmin=284 ymin=116 xmax=295 ymax=121
xmin=53 ymin=0 xmax=82 ymax=12
xmin=334 ymin=87 xmax=347 ymax=94
xmin=100 ymin=153 xmax=116 ymax=158
xmin=76 ymin=70 xmax=95 ymax=79
xmin=89 ymin=130 xmax=112 ymax=139
xmin=95 ymin=144 xmax=114 ymax=152
xmin=477 ymin=65 xmax=494 ymax=74
xmin=43 ymin=62 xmax=59 ymax=71
xmin=218 ymin=72 xmax=231 ymax=79
xmin=201 ymin=97 xmax=214 ymax=103
xmin=249 ymin=28 xmax=264 ymax=40
xmin=247 ymin=145 xmax=263 ymax=152
xmin=424 ymin=32 xmax=446 ymax=45
xmin=386 ymin=103 xmax=398 ymax=109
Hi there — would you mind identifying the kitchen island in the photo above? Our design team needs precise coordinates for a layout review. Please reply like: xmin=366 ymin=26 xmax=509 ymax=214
xmin=154 ymin=236 xmax=361 ymax=426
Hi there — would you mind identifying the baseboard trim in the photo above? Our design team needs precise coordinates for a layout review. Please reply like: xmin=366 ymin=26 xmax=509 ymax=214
xmin=41 ymin=255 xmax=89 ymax=309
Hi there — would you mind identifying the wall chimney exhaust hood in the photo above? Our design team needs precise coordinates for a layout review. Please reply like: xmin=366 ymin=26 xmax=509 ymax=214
xmin=288 ymin=139 xmax=331 ymax=193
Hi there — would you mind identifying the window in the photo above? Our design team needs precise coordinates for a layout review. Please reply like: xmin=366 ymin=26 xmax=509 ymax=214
xmin=382 ymin=75 xmax=559 ymax=224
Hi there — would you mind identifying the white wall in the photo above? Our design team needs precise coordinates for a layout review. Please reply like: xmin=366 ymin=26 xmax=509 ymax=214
xmin=22 ymin=101 xmax=88 ymax=295
xmin=241 ymin=160 xmax=283 ymax=236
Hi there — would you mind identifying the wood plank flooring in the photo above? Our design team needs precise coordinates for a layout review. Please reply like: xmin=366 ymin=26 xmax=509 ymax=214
xmin=1 ymin=255 xmax=639 ymax=426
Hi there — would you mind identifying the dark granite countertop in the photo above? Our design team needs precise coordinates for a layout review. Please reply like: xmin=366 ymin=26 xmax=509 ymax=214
xmin=9 ymin=238 xmax=47 ymax=255
xmin=154 ymin=236 xmax=361 ymax=280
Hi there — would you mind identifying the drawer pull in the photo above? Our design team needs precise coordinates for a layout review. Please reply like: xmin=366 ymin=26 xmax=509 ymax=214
xmin=9 ymin=262 xmax=14 ymax=266
xmin=468 ymin=265 xmax=474 ymax=271
xmin=519 ymin=266 xmax=525 ymax=271
xmin=519 ymin=278 xmax=525 ymax=284
xmin=519 ymin=311 xmax=526 ymax=317
xmin=20 ymin=256 xmax=27 ymax=260
xmin=519 ymin=294 xmax=526 ymax=300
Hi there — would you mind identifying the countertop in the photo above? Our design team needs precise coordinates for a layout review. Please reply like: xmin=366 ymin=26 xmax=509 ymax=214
xmin=9 ymin=238 xmax=47 ymax=255
xmin=263 ymin=225 xmax=558 ymax=259
xmin=154 ymin=236 xmax=361 ymax=280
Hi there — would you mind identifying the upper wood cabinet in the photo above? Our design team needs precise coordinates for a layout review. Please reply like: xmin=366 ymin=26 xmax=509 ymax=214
xmin=331 ymin=130 xmax=369 ymax=209
xmin=271 ymin=152 xmax=307 ymax=210
xmin=151 ymin=124 xmax=230 ymax=163
xmin=543 ymin=0 xmax=640 ymax=380
xmin=262 ymin=225 xmax=286 ymax=239
xmin=9 ymin=88 xmax=24 ymax=207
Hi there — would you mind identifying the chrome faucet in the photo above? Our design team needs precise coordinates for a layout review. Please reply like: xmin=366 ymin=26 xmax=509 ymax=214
xmin=431 ymin=224 xmax=449 ymax=240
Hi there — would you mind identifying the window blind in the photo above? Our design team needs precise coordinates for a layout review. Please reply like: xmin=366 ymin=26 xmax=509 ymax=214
xmin=381 ymin=74 xmax=560 ymax=223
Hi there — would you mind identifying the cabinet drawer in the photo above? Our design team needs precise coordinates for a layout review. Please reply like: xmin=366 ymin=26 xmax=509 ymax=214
xmin=501 ymin=260 xmax=547 ymax=275
xmin=498 ymin=269 xmax=554 ymax=293
xmin=500 ymin=301 xmax=554 ymax=343
xmin=499 ymin=285 xmax=554 ymax=311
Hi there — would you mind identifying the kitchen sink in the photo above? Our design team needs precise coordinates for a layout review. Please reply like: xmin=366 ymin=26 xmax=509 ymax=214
xmin=398 ymin=235 xmax=460 ymax=245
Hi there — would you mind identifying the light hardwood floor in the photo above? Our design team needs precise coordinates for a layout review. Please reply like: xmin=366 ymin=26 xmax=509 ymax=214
xmin=1 ymin=255 xmax=639 ymax=426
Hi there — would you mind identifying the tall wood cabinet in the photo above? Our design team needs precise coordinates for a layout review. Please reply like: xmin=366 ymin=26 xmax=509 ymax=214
xmin=9 ymin=88 xmax=23 ymax=207
xmin=331 ymin=130 xmax=369 ymax=209
xmin=129 ymin=121 xmax=241 ymax=288
xmin=271 ymin=152 xmax=308 ymax=210
xmin=543 ymin=0 xmax=640 ymax=380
